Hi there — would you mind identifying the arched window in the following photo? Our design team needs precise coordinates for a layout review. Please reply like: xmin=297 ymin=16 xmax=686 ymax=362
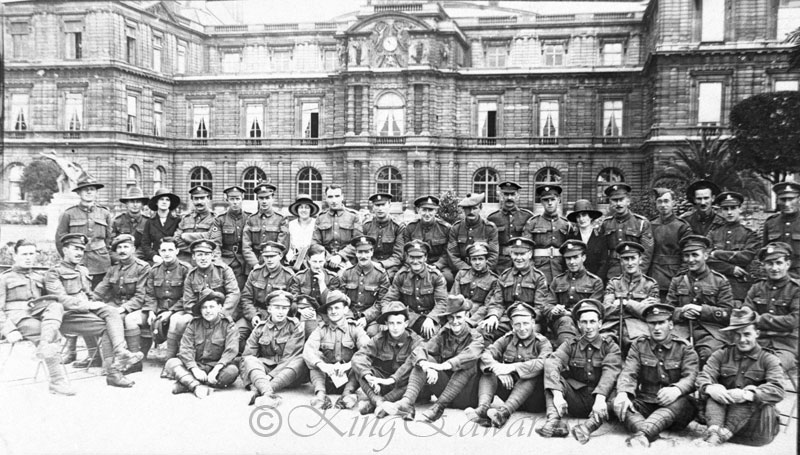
xmin=596 ymin=167 xmax=625 ymax=203
xmin=534 ymin=167 xmax=563 ymax=202
xmin=473 ymin=167 xmax=499 ymax=204
xmin=190 ymin=167 xmax=213 ymax=193
xmin=376 ymin=167 xmax=402 ymax=202
xmin=153 ymin=166 xmax=166 ymax=193
xmin=375 ymin=93 xmax=404 ymax=136
xmin=127 ymin=165 xmax=141 ymax=188
xmin=5 ymin=163 xmax=25 ymax=202
xmin=297 ymin=167 xmax=322 ymax=202
xmin=242 ymin=167 xmax=267 ymax=200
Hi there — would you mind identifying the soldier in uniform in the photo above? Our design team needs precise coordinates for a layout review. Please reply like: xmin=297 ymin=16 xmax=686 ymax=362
xmin=351 ymin=301 xmax=423 ymax=417
xmin=649 ymin=188 xmax=692 ymax=299
xmin=242 ymin=181 xmax=290 ymax=274
xmin=706 ymin=192 xmax=759 ymax=302
xmin=598 ymin=183 xmax=654 ymax=281
xmin=450 ymin=242 xmax=498 ymax=329
xmin=143 ymin=236 xmax=193 ymax=363
xmin=164 ymin=289 xmax=240 ymax=398
xmin=613 ymin=303 xmax=699 ymax=448
xmin=174 ymin=185 xmax=216 ymax=264
xmin=448 ymin=193 xmax=499 ymax=274
xmin=361 ymin=193 xmax=404 ymax=281
xmin=239 ymin=242 xmax=295 ymax=345
xmin=548 ymin=240 xmax=604 ymax=347
xmin=342 ymin=236 xmax=390 ymax=337
xmin=743 ymin=242 xmax=799 ymax=372
xmin=140 ymin=188 xmax=181 ymax=264
xmin=43 ymin=233 xmax=144 ymax=387
xmin=763 ymin=181 xmax=800 ymax=278
xmin=668 ymin=235 xmax=735 ymax=366
xmin=681 ymin=180 xmax=724 ymax=237
xmin=210 ymin=185 xmax=251 ymax=289
xmin=602 ymin=242 xmax=660 ymax=350
xmin=240 ymin=290 xmax=308 ymax=408
xmin=91 ymin=234 xmax=151 ymax=371
xmin=538 ymin=299 xmax=622 ymax=444
xmin=111 ymin=186 xmax=150 ymax=262
xmin=311 ymin=184 xmax=362 ymax=271
xmin=289 ymin=244 xmax=341 ymax=306
xmin=467 ymin=301 xmax=552 ymax=428
xmin=380 ymin=240 xmax=448 ymax=339
xmin=303 ymin=290 xmax=371 ymax=410
xmin=695 ymin=307 xmax=785 ymax=447
xmin=399 ymin=195 xmax=453 ymax=286
xmin=487 ymin=181 xmax=534 ymax=274
xmin=522 ymin=184 xmax=573 ymax=283
xmin=481 ymin=237 xmax=554 ymax=342
xmin=380 ymin=296 xmax=484 ymax=422
xmin=566 ymin=200 xmax=607 ymax=281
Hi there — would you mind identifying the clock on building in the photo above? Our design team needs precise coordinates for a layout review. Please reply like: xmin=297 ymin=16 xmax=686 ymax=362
xmin=382 ymin=36 xmax=398 ymax=52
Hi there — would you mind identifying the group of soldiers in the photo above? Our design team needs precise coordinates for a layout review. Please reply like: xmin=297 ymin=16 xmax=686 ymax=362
xmin=2 ymin=175 xmax=799 ymax=449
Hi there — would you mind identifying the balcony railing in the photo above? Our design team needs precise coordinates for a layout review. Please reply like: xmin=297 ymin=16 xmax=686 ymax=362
xmin=371 ymin=136 xmax=406 ymax=145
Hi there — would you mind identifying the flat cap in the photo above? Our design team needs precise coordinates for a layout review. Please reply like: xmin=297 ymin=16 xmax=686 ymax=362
xmin=758 ymin=242 xmax=793 ymax=262
xmin=253 ymin=180 xmax=277 ymax=195
xmin=643 ymin=303 xmax=675 ymax=323
xmin=497 ymin=181 xmax=522 ymax=193
xmin=260 ymin=241 xmax=286 ymax=257
xmin=715 ymin=192 xmax=744 ymax=208
xmin=559 ymin=239 xmax=587 ymax=258
xmin=266 ymin=290 xmax=292 ymax=307
xmin=536 ymin=184 xmax=563 ymax=199
xmin=506 ymin=237 xmax=535 ymax=253
xmin=223 ymin=185 xmax=246 ymax=196
xmin=616 ymin=241 xmax=645 ymax=257
xmin=189 ymin=185 xmax=212 ymax=196
xmin=604 ymin=183 xmax=632 ymax=198
xmin=680 ymin=235 xmax=712 ymax=252
xmin=404 ymin=239 xmax=430 ymax=256
xmin=369 ymin=193 xmax=393 ymax=204
xmin=772 ymin=182 xmax=800 ymax=197
xmin=351 ymin=236 xmax=377 ymax=250
xmin=571 ymin=298 xmax=604 ymax=321
xmin=190 ymin=239 xmax=216 ymax=253
xmin=295 ymin=294 xmax=318 ymax=311
xmin=414 ymin=195 xmax=440 ymax=209
xmin=467 ymin=242 xmax=490 ymax=257
xmin=506 ymin=301 xmax=536 ymax=319
xmin=60 ymin=233 xmax=88 ymax=249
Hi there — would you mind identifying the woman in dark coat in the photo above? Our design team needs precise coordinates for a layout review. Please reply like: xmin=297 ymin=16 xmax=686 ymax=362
xmin=140 ymin=188 xmax=181 ymax=263
xmin=566 ymin=200 xmax=608 ymax=282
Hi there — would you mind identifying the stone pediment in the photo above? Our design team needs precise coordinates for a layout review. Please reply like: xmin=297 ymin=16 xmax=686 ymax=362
xmin=342 ymin=13 xmax=441 ymax=69
xmin=145 ymin=1 xmax=180 ymax=25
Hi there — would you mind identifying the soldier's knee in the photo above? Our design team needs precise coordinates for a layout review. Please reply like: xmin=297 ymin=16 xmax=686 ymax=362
xmin=240 ymin=355 xmax=261 ymax=371
xmin=217 ymin=365 xmax=239 ymax=387
xmin=122 ymin=312 xmax=140 ymax=329
xmin=164 ymin=357 xmax=182 ymax=372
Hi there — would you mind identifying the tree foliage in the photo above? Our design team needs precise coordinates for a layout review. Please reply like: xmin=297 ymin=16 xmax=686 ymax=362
xmin=786 ymin=25 xmax=800 ymax=70
xmin=729 ymin=91 xmax=800 ymax=184
xmin=437 ymin=190 xmax=462 ymax=225
xmin=20 ymin=159 xmax=60 ymax=204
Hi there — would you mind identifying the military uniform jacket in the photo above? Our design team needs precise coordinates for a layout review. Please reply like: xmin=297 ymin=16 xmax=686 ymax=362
xmin=410 ymin=326 xmax=484 ymax=371
xmin=523 ymin=212 xmax=573 ymax=251
xmin=480 ymin=332 xmax=553 ymax=380
xmin=399 ymin=218 xmax=451 ymax=270
xmin=44 ymin=261 xmax=94 ymax=312
xmin=567 ymin=229 xmax=608 ymax=280
xmin=182 ymin=263 xmax=240 ymax=318
xmin=649 ymin=213 xmax=692 ymax=291
xmin=0 ymin=267 xmax=46 ymax=337
xmin=289 ymin=268 xmax=341 ymax=305
xmin=312 ymin=208 xmax=362 ymax=257
xmin=178 ymin=313 xmax=238 ymax=369
xmin=240 ymin=264 xmax=294 ymax=322
xmin=242 ymin=317 xmax=306 ymax=376
xmin=487 ymin=266 xmax=554 ymax=323
xmin=341 ymin=262 xmax=390 ymax=320
xmin=617 ymin=335 xmax=698 ymax=404
xmin=242 ymin=209 xmax=290 ymax=268
xmin=599 ymin=211 xmax=655 ymax=274
xmin=92 ymin=258 xmax=151 ymax=313
xmin=351 ymin=329 xmax=422 ymax=383
xmin=303 ymin=318 xmax=370 ymax=366
xmin=707 ymin=220 xmax=759 ymax=299
xmin=763 ymin=211 xmax=800 ymax=277
xmin=544 ymin=335 xmax=622 ymax=397
xmin=379 ymin=265 xmax=448 ymax=325
xmin=144 ymin=260 xmax=191 ymax=314
xmin=175 ymin=210 xmax=216 ymax=256
xmin=667 ymin=267 xmax=735 ymax=342
xmin=487 ymin=206 xmax=534 ymax=256
xmin=696 ymin=344 xmax=785 ymax=405
xmin=549 ymin=269 xmax=604 ymax=318
xmin=447 ymin=218 xmax=499 ymax=272
xmin=602 ymin=272 xmax=659 ymax=332
xmin=680 ymin=210 xmax=725 ymax=237
xmin=140 ymin=213 xmax=179 ymax=263
xmin=743 ymin=275 xmax=800 ymax=353
xmin=362 ymin=217 xmax=404 ymax=270
xmin=111 ymin=212 xmax=148 ymax=253
xmin=209 ymin=209 xmax=250 ymax=268
xmin=55 ymin=204 xmax=113 ymax=275
xmin=451 ymin=267 xmax=498 ymax=326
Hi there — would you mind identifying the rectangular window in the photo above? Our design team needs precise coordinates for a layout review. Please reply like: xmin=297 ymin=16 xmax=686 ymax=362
xmin=127 ymin=95 xmax=137 ymax=133
xmin=485 ymin=45 xmax=507 ymax=68
xmin=701 ymin=0 xmax=725 ymax=42
xmin=698 ymin=82 xmax=723 ymax=124
xmin=414 ymin=85 xmax=424 ymax=135
xmin=478 ymin=101 xmax=498 ymax=137
xmin=543 ymin=44 xmax=565 ymax=66
xmin=152 ymin=35 xmax=162 ymax=72
xmin=153 ymin=101 xmax=163 ymax=136
xmin=12 ymin=34 xmax=27 ymax=59
xmin=65 ymin=93 xmax=83 ymax=130
xmin=322 ymin=49 xmax=337 ymax=71
xmin=272 ymin=50 xmax=291 ymax=72
xmin=177 ymin=43 xmax=187 ymax=74
xmin=602 ymin=42 xmax=623 ymax=66
xmin=603 ymin=100 xmax=623 ymax=136
xmin=222 ymin=52 xmax=241 ymax=73
xmin=302 ymin=102 xmax=319 ymax=138
xmin=193 ymin=105 xmax=209 ymax=138
xmin=9 ymin=94 xmax=30 ymax=131
xmin=353 ymin=87 xmax=363 ymax=135
xmin=539 ymin=100 xmax=559 ymax=136
xmin=246 ymin=104 xmax=264 ymax=138
xmin=65 ymin=32 xmax=82 ymax=59
xmin=126 ymin=36 xmax=136 ymax=64
xmin=775 ymin=80 xmax=799 ymax=91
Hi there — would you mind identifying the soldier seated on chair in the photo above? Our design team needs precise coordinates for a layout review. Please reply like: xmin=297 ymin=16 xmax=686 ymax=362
xmin=164 ymin=289 xmax=240 ymax=399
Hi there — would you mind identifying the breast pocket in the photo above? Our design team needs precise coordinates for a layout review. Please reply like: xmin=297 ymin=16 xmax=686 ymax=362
xmin=625 ymin=227 xmax=642 ymax=242
xmin=122 ymin=277 xmax=138 ymax=296
xmin=252 ymin=281 xmax=268 ymax=304
xmin=248 ymin=226 xmax=263 ymax=245
xmin=222 ymin=226 xmax=236 ymax=245
xmin=5 ymin=279 xmax=29 ymax=301
xmin=263 ymin=226 xmax=281 ymax=242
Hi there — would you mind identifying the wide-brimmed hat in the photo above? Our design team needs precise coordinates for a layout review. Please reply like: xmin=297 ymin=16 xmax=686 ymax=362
xmin=119 ymin=186 xmax=149 ymax=204
xmin=376 ymin=301 xmax=410 ymax=325
xmin=686 ymin=180 xmax=720 ymax=201
xmin=288 ymin=195 xmax=320 ymax=218
xmin=567 ymin=199 xmax=603 ymax=223
xmin=438 ymin=295 xmax=471 ymax=324
xmin=720 ymin=307 xmax=758 ymax=332
xmin=318 ymin=290 xmax=350 ymax=314
xmin=72 ymin=177 xmax=104 ymax=193
xmin=295 ymin=294 xmax=319 ymax=311
xmin=148 ymin=188 xmax=181 ymax=211
xmin=193 ymin=288 xmax=225 ymax=315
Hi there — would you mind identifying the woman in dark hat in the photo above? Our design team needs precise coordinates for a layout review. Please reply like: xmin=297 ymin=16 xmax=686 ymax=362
xmin=567 ymin=199 xmax=608 ymax=280
xmin=140 ymin=188 xmax=181 ymax=263
xmin=286 ymin=195 xmax=320 ymax=270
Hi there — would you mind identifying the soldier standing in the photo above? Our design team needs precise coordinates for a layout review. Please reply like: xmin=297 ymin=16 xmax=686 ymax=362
xmin=311 ymin=184 xmax=362 ymax=271
xmin=450 ymin=242 xmax=499 ymax=329
xmin=598 ymin=183 xmax=654 ymax=281
xmin=174 ymin=185 xmax=216 ymax=264
xmin=763 ymin=181 xmax=800 ymax=278
xmin=242 ymin=181 xmax=289 ymax=274
xmin=399 ymin=195 xmax=453 ymax=286
xmin=448 ymin=193 xmax=499 ymax=273
xmin=706 ymin=192 xmax=759 ymax=302
xmin=681 ymin=180 xmax=724 ymax=236
xmin=111 ymin=186 xmax=150 ymax=262
xmin=210 ymin=185 xmax=251 ymax=289
xmin=342 ymin=236 xmax=390 ymax=337
xmin=649 ymin=188 xmax=692 ymax=299
xmin=487 ymin=181 xmax=533 ymax=274
xmin=523 ymin=185 xmax=572 ymax=283
xmin=361 ymin=193 xmax=404 ymax=281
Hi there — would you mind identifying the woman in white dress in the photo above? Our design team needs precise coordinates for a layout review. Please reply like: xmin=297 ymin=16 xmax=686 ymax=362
xmin=286 ymin=195 xmax=319 ymax=270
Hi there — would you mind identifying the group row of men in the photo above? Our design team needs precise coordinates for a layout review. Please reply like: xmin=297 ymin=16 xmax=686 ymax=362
xmin=2 ymin=176 xmax=798 ymax=449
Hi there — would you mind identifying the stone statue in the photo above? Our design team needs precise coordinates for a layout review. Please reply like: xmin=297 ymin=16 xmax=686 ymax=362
xmin=39 ymin=151 xmax=90 ymax=194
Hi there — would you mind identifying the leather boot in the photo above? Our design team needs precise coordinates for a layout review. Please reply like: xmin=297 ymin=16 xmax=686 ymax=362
xmin=379 ymin=398 xmax=415 ymax=420
xmin=44 ymin=356 xmax=76 ymax=396
xmin=140 ymin=336 xmax=153 ymax=360
xmin=310 ymin=392 xmax=332 ymax=410
xmin=626 ymin=432 xmax=650 ymax=448
xmin=112 ymin=349 xmax=145 ymax=372
xmin=106 ymin=371 xmax=135 ymax=388
xmin=487 ymin=406 xmax=511 ymax=428
xmin=335 ymin=394 xmax=358 ymax=410
xmin=73 ymin=355 xmax=103 ymax=369
xmin=123 ymin=335 xmax=143 ymax=372
xmin=537 ymin=394 xmax=569 ymax=438
xmin=420 ymin=403 xmax=445 ymax=422
xmin=465 ymin=404 xmax=491 ymax=426
xmin=61 ymin=336 xmax=77 ymax=364
xmin=358 ymin=398 xmax=377 ymax=415
xmin=572 ymin=412 xmax=605 ymax=445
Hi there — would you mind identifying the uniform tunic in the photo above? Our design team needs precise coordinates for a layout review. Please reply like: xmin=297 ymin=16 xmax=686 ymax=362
xmin=241 ymin=317 xmax=307 ymax=383
xmin=55 ymin=204 xmax=113 ymax=275
xmin=762 ymin=211 xmax=800 ymax=278
xmin=178 ymin=314 xmax=239 ymax=369
xmin=598 ymin=211 xmax=654 ymax=280
xmin=617 ymin=335 xmax=698 ymax=404
xmin=174 ymin=210 xmax=216 ymax=259
xmin=303 ymin=318 xmax=370 ymax=366
xmin=451 ymin=268 xmax=498 ymax=326
xmin=680 ymin=209 xmax=725 ymax=237
xmin=240 ymin=265 xmax=295 ymax=322
xmin=523 ymin=212 xmax=573 ymax=282
xmin=351 ymin=329 xmax=422 ymax=385
xmin=486 ymin=266 xmax=554 ymax=325
xmin=649 ymin=213 xmax=692 ymax=292
xmin=0 ymin=267 xmax=51 ymax=338
xmin=480 ymin=332 xmax=553 ymax=380
xmin=144 ymin=260 xmax=191 ymax=314
xmin=743 ymin=275 xmax=800 ymax=363
xmin=361 ymin=217 xmax=404 ymax=273
xmin=341 ymin=262 xmax=390 ymax=321
xmin=399 ymin=219 xmax=452 ymax=270
xmin=242 ymin=209 xmax=290 ymax=270
xmin=182 ymin=263 xmax=240 ymax=318
xmin=92 ymin=258 xmax=151 ymax=313
xmin=602 ymin=272 xmax=659 ymax=338
xmin=707 ymin=220 xmax=759 ymax=300
xmin=209 ymin=209 xmax=250 ymax=281
xmin=447 ymin=218 xmax=499 ymax=272
xmin=380 ymin=265 xmax=448 ymax=327
xmin=312 ymin=208 xmax=362 ymax=258
xmin=544 ymin=335 xmax=622 ymax=399
xmin=488 ymin=206 xmax=533 ymax=273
